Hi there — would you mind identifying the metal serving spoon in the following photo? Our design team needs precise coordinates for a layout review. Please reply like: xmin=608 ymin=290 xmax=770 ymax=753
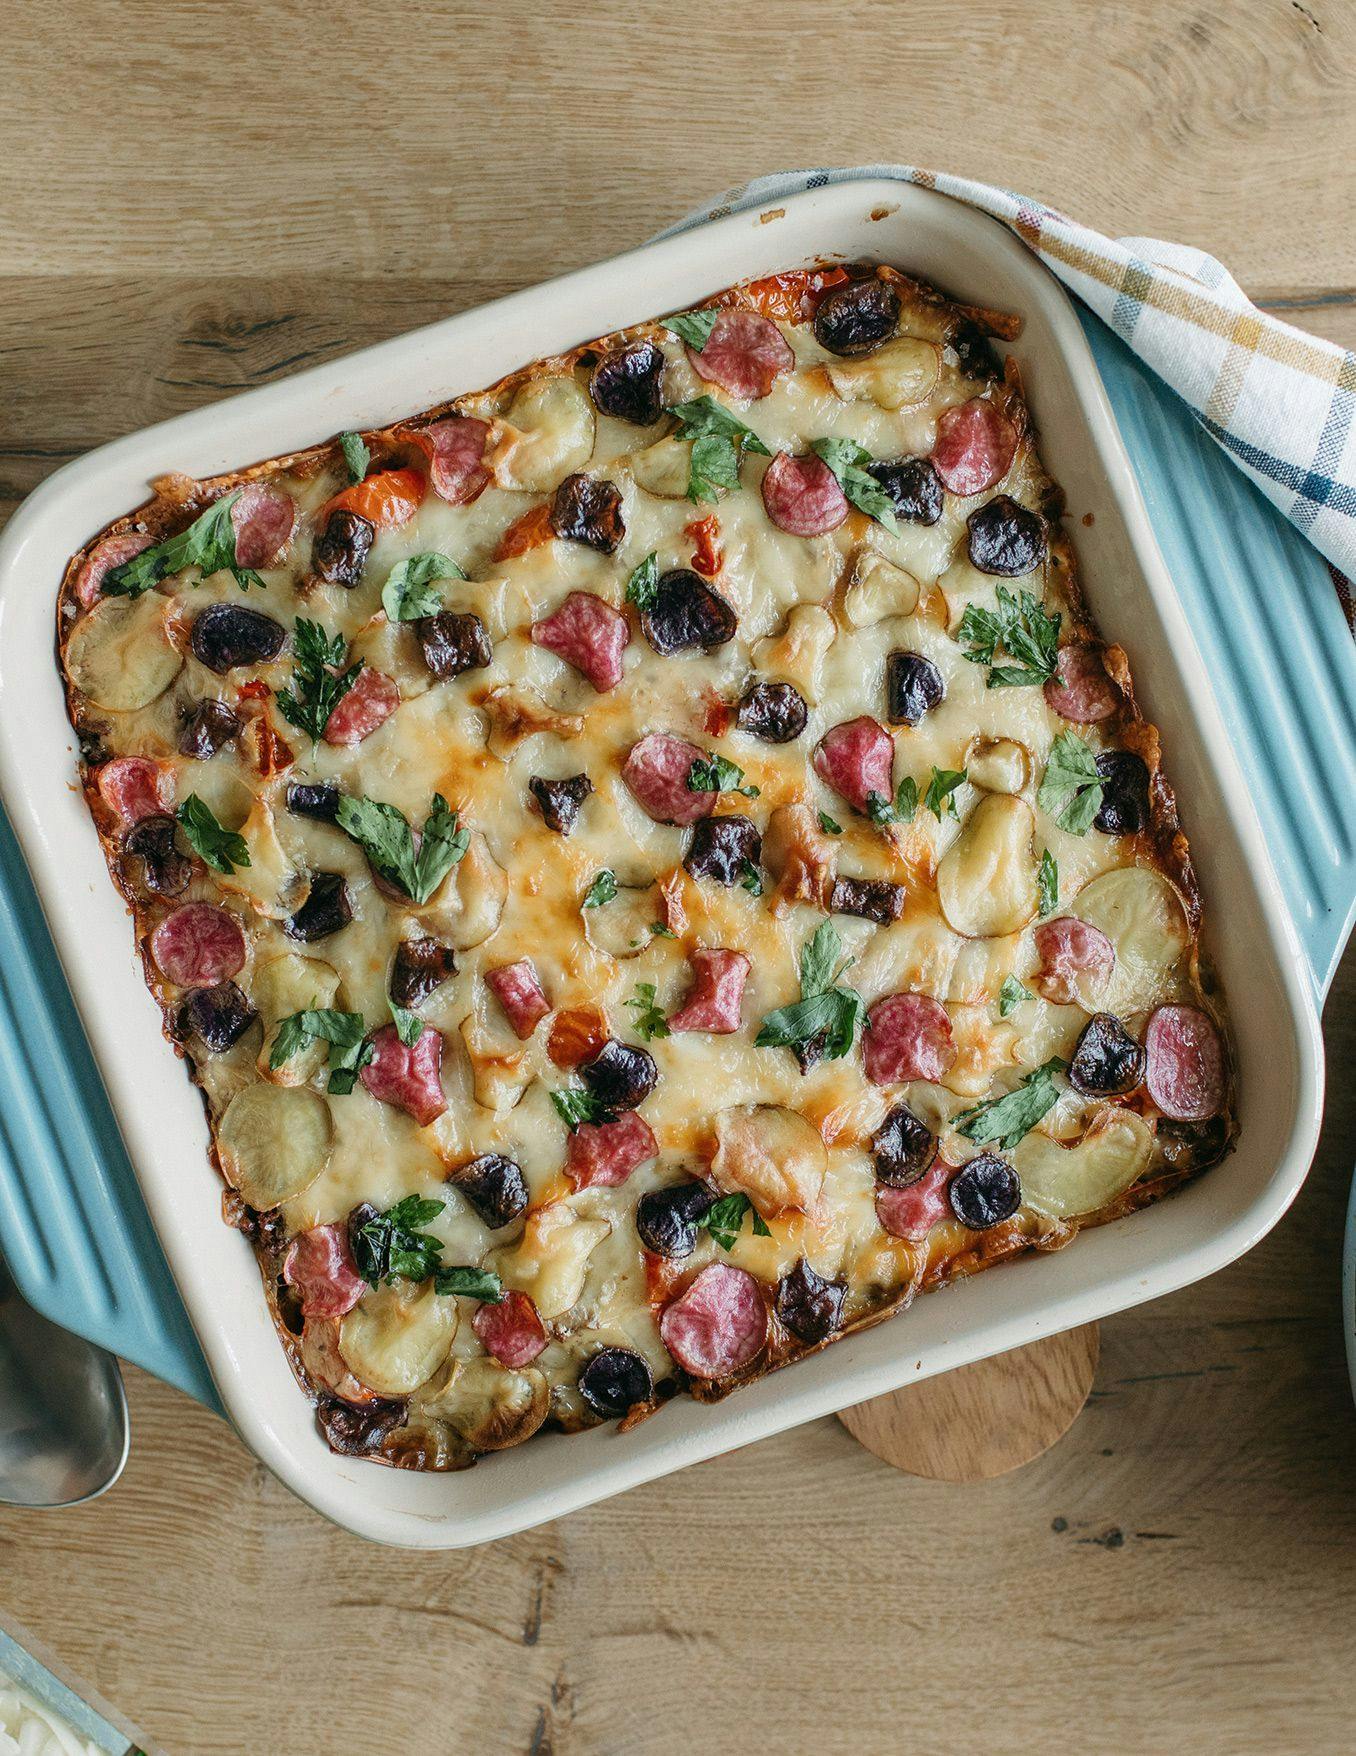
xmin=0 ymin=1249 xmax=128 ymax=1507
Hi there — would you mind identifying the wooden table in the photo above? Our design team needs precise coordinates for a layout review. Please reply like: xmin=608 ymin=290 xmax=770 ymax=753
xmin=3 ymin=3 xmax=1354 ymax=1749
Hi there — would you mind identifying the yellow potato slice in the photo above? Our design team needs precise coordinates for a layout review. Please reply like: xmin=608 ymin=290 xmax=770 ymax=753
xmin=582 ymin=881 xmax=665 ymax=960
xmin=937 ymin=794 xmax=1037 ymax=938
xmin=65 ymin=594 xmax=183 ymax=711
xmin=711 ymin=1104 xmax=827 ymax=1215
xmin=1015 ymin=1106 xmax=1155 ymax=1220
xmin=420 ymin=831 xmax=507 ymax=950
xmin=338 ymin=1281 xmax=457 ymax=1397
xmin=426 ymin=1357 xmax=550 ymax=1450
xmin=1068 ymin=866 xmax=1191 ymax=1014
xmin=217 ymin=1083 xmax=333 ymax=1207
xmin=825 ymin=337 xmax=941 ymax=410
xmin=965 ymin=736 xmax=1031 ymax=796
xmin=253 ymin=953 xmax=341 ymax=1084
xmin=494 ymin=376 xmax=596 ymax=492
xmin=630 ymin=436 xmax=692 ymax=499
xmin=497 ymin=1202 xmax=611 ymax=1319
xmin=843 ymin=550 xmax=921 ymax=628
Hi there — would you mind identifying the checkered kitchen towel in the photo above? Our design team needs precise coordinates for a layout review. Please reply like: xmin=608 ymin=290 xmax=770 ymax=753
xmin=664 ymin=166 xmax=1356 ymax=632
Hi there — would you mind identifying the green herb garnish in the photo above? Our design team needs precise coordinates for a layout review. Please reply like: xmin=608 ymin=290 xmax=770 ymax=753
xmin=953 ymin=1057 xmax=1066 ymax=1150
xmin=433 ymin=1265 xmax=504 ymax=1302
xmin=626 ymin=981 xmax=670 ymax=1043
xmin=335 ymin=792 xmax=469 ymax=904
xmin=817 ymin=810 xmax=843 ymax=836
xmin=339 ymin=430 xmax=371 ymax=484
xmin=957 ymin=587 xmax=1061 ymax=688
xmin=998 ymin=975 xmax=1033 ymax=1018
xmin=1037 ymin=848 xmax=1058 ymax=916
xmin=688 ymin=751 xmax=759 ymax=798
xmin=663 ymin=309 xmax=721 ymax=351
xmin=922 ymin=766 xmax=968 ymax=822
xmin=704 ymin=1192 xmax=772 ymax=1252
xmin=103 ymin=492 xmax=264 ymax=596
xmin=625 ymin=551 xmax=660 ymax=611
xmin=1037 ymin=731 xmax=1104 ymax=835
xmin=866 ymin=777 xmax=919 ymax=828
xmin=269 ymin=1008 xmax=373 ymax=1095
xmin=755 ymin=919 xmax=865 ymax=1064
xmin=389 ymin=1002 xmax=425 ymax=1047
xmin=175 ymin=794 xmax=250 ymax=875
xmin=582 ymin=869 xmax=619 ymax=909
xmin=810 ymin=437 xmax=899 ymax=533
xmin=351 ymin=1194 xmax=446 ymax=1286
xmin=739 ymin=859 xmax=764 ymax=897
xmin=667 ymin=397 xmax=770 ymax=505
xmin=381 ymin=551 xmax=466 ymax=623
xmin=276 ymin=619 xmax=361 ymax=742
xmin=550 ymin=1087 xmax=617 ymax=1131
xmin=649 ymin=921 xmax=676 ymax=939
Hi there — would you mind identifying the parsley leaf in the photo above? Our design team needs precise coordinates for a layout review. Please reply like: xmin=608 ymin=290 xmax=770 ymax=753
xmin=351 ymin=1194 xmax=446 ymax=1286
xmin=175 ymin=794 xmax=250 ymax=875
xmin=335 ymin=792 xmax=469 ymax=904
xmin=103 ymin=492 xmax=264 ymax=597
xmin=817 ymin=810 xmax=843 ymax=836
xmin=625 ymin=551 xmax=660 ymax=611
xmin=663 ymin=309 xmax=720 ymax=351
xmin=269 ymin=1008 xmax=373 ymax=1095
xmin=582 ymin=869 xmax=618 ymax=909
xmin=433 ymin=1265 xmax=504 ymax=1302
xmin=390 ymin=1002 xmax=425 ymax=1047
xmin=381 ymin=551 xmax=466 ymax=623
xmin=923 ymin=766 xmax=968 ymax=822
xmin=810 ymin=437 xmax=899 ymax=534
xmin=688 ymin=433 xmax=741 ymax=504
xmin=649 ymin=921 xmax=676 ymax=939
xmin=953 ymin=1057 xmax=1066 ymax=1150
xmin=688 ymin=751 xmax=759 ymax=798
xmin=276 ymin=618 xmax=361 ymax=742
xmin=998 ymin=974 xmax=1033 ymax=1018
xmin=739 ymin=858 xmax=764 ymax=897
xmin=667 ymin=397 xmax=770 ymax=506
xmin=1037 ymin=731 xmax=1104 ymax=835
xmin=755 ymin=919 xmax=865 ymax=1063
xmin=867 ymin=776 xmax=919 ymax=828
xmin=626 ymin=981 xmax=670 ymax=1042
xmin=550 ymin=1087 xmax=616 ymax=1131
xmin=1037 ymin=848 xmax=1058 ymax=917
xmin=704 ymin=1192 xmax=772 ymax=1252
xmin=958 ymin=587 xmax=1061 ymax=688
xmin=339 ymin=431 xmax=371 ymax=484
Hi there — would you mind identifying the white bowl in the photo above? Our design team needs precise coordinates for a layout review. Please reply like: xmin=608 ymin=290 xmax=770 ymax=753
xmin=0 ymin=180 xmax=1324 ymax=1547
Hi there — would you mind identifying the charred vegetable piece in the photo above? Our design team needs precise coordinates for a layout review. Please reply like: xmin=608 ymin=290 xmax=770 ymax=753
xmin=870 ymin=1102 xmax=937 ymax=1188
xmin=578 ymin=1346 xmax=654 ymax=1419
xmin=390 ymin=936 xmax=457 ymax=1009
xmin=775 ymin=1259 xmax=846 ymax=1344
xmin=640 ymin=568 xmax=738 ymax=655
xmin=550 ymin=474 xmax=625 ymax=553
xmin=952 ymin=320 xmax=1000 ymax=380
xmin=1156 ymin=1114 xmax=1231 ymax=1173
xmin=636 ymin=1181 xmax=714 ymax=1258
xmin=179 ymin=698 xmax=242 ymax=759
xmin=285 ymin=872 xmax=352 ymax=942
xmin=589 ymin=340 xmax=665 ymax=426
xmin=1069 ymin=1013 xmax=1147 ymax=1097
xmin=313 ymin=508 xmax=375 ymax=587
xmin=582 ymin=1039 xmax=658 ymax=1109
xmin=736 ymin=680 xmax=808 ymax=744
xmin=948 ymin=1152 xmax=1021 ymax=1229
xmin=286 ymin=781 xmax=341 ymax=823
xmin=866 ymin=458 xmax=943 ymax=526
xmin=813 ymin=277 xmax=901 ymax=356
xmin=966 ymin=496 xmax=1047 ymax=578
xmin=454 ymin=1153 xmax=529 ymax=1230
xmin=528 ymin=773 xmax=593 ymax=835
xmin=415 ymin=611 xmax=492 ymax=681
xmin=316 ymin=1395 xmax=407 ymax=1456
xmin=177 ymin=980 xmax=257 ymax=1053
xmin=1093 ymin=750 xmax=1150 ymax=836
xmin=886 ymin=650 xmax=946 ymax=727
xmin=827 ymin=876 xmax=905 ymax=925
xmin=792 ymin=1031 xmax=830 ymax=1076
xmin=190 ymin=603 xmax=287 ymax=674
xmin=123 ymin=813 xmax=191 ymax=896
xmin=683 ymin=814 xmax=762 ymax=886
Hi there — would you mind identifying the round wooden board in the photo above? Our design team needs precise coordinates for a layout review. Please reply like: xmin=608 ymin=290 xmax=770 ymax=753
xmin=837 ymin=1322 xmax=1100 ymax=1481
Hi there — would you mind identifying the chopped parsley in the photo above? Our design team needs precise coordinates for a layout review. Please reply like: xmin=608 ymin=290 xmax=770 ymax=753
xmin=1037 ymin=848 xmax=1059 ymax=916
xmin=103 ymin=492 xmax=264 ymax=596
xmin=339 ymin=430 xmax=371 ymax=484
xmin=1037 ymin=731 xmax=1104 ymax=835
xmin=335 ymin=792 xmax=469 ymax=904
xmin=662 ymin=309 xmax=721 ymax=350
xmin=953 ymin=1057 xmax=1066 ymax=1150
xmin=739 ymin=858 xmax=764 ymax=897
xmin=381 ymin=551 xmax=467 ymax=623
xmin=998 ymin=974 xmax=1033 ymax=1018
xmin=649 ymin=920 xmax=676 ymax=939
xmin=351 ymin=1196 xmax=504 ymax=1303
xmin=755 ymin=918 xmax=865 ymax=1064
xmin=817 ymin=810 xmax=843 ymax=836
xmin=276 ymin=619 xmax=360 ymax=742
xmin=922 ymin=766 xmax=968 ymax=822
xmin=688 ymin=751 xmax=759 ymax=798
xmin=666 ymin=396 xmax=770 ymax=505
xmin=433 ymin=1265 xmax=504 ymax=1302
xmin=582 ymin=869 xmax=619 ymax=909
xmin=626 ymin=981 xmax=670 ymax=1042
xmin=550 ymin=1087 xmax=616 ymax=1131
xmin=704 ymin=1192 xmax=772 ymax=1252
xmin=389 ymin=1002 xmax=425 ymax=1047
xmin=810 ymin=437 xmax=898 ymax=533
xmin=175 ymin=794 xmax=250 ymax=875
xmin=269 ymin=1008 xmax=373 ymax=1095
xmin=958 ymin=587 xmax=1061 ymax=687
xmin=624 ymin=551 xmax=660 ymax=611
xmin=866 ymin=776 xmax=919 ymax=827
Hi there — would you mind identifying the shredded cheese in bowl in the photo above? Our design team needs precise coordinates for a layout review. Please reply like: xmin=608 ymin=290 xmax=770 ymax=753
xmin=0 ymin=1667 xmax=108 ymax=1756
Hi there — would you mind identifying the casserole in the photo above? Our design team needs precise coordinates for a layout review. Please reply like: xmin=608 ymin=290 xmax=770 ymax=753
xmin=0 ymin=181 xmax=1323 ymax=1544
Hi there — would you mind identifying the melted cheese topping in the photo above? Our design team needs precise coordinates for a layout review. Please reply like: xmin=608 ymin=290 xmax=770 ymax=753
xmin=58 ymin=268 xmax=1233 ymax=1469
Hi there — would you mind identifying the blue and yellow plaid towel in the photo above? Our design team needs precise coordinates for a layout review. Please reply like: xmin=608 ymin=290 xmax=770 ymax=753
xmin=668 ymin=166 xmax=1356 ymax=633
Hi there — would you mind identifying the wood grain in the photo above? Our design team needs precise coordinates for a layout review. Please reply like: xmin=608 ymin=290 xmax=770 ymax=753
xmin=839 ymin=1323 xmax=1101 ymax=1479
xmin=1 ymin=3 xmax=1354 ymax=1751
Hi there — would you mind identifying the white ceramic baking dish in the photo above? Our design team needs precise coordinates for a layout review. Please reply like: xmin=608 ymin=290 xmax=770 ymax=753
xmin=0 ymin=180 xmax=1324 ymax=1547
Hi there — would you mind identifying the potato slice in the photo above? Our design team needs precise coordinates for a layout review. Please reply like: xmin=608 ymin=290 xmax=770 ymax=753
xmin=426 ymin=1356 xmax=550 ymax=1450
xmin=630 ymin=436 xmax=692 ymax=499
xmin=253 ymin=953 xmax=341 ymax=1084
xmin=494 ymin=376 xmax=596 ymax=492
xmin=937 ymin=794 xmax=1037 ymax=938
xmin=214 ymin=796 xmax=308 ymax=921
xmin=420 ymin=831 xmax=507 ymax=950
xmin=217 ymin=1083 xmax=333 ymax=1206
xmin=1068 ymin=866 xmax=1190 ymax=1014
xmin=843 ymin=550 xmax=921 ymax=628
xmin=66 ymin=593 xmax=184 ymax=711
xmin=338 ymin=1281 xmax=457 ymax=1397
xmin=1015 ymin=1106 xmax=1155 ymax=1220
xmin=460 ymin=1013 xmax=533 ymax=1113
xmin=965 ymin=736 xmax=1031 ymax=796
xmin=711 ymin=1104 xmax=827 ymax=1215
xmin=497 ymin=1202 xmax=611 ymax=1319
xmin=825 ymin=336 xmax=941 ymax=410
xmin=751 ymin=603 xmax=836 ymax=700
xmin=582 ymin=881 xmax=665 ymax=960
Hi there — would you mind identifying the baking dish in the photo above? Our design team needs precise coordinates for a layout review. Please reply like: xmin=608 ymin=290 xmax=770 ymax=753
xmin=0 ymin=180 xmax=1324 ymax=1546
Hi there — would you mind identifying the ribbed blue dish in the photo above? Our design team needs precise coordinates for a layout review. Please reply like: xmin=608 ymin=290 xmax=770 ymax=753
xmin=0 ymin=308 xmax=1351 ymax=1414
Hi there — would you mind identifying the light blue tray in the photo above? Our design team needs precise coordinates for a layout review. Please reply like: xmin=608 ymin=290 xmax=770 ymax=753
xmin=0 ymin=311 xmax=1352 ymax=1414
